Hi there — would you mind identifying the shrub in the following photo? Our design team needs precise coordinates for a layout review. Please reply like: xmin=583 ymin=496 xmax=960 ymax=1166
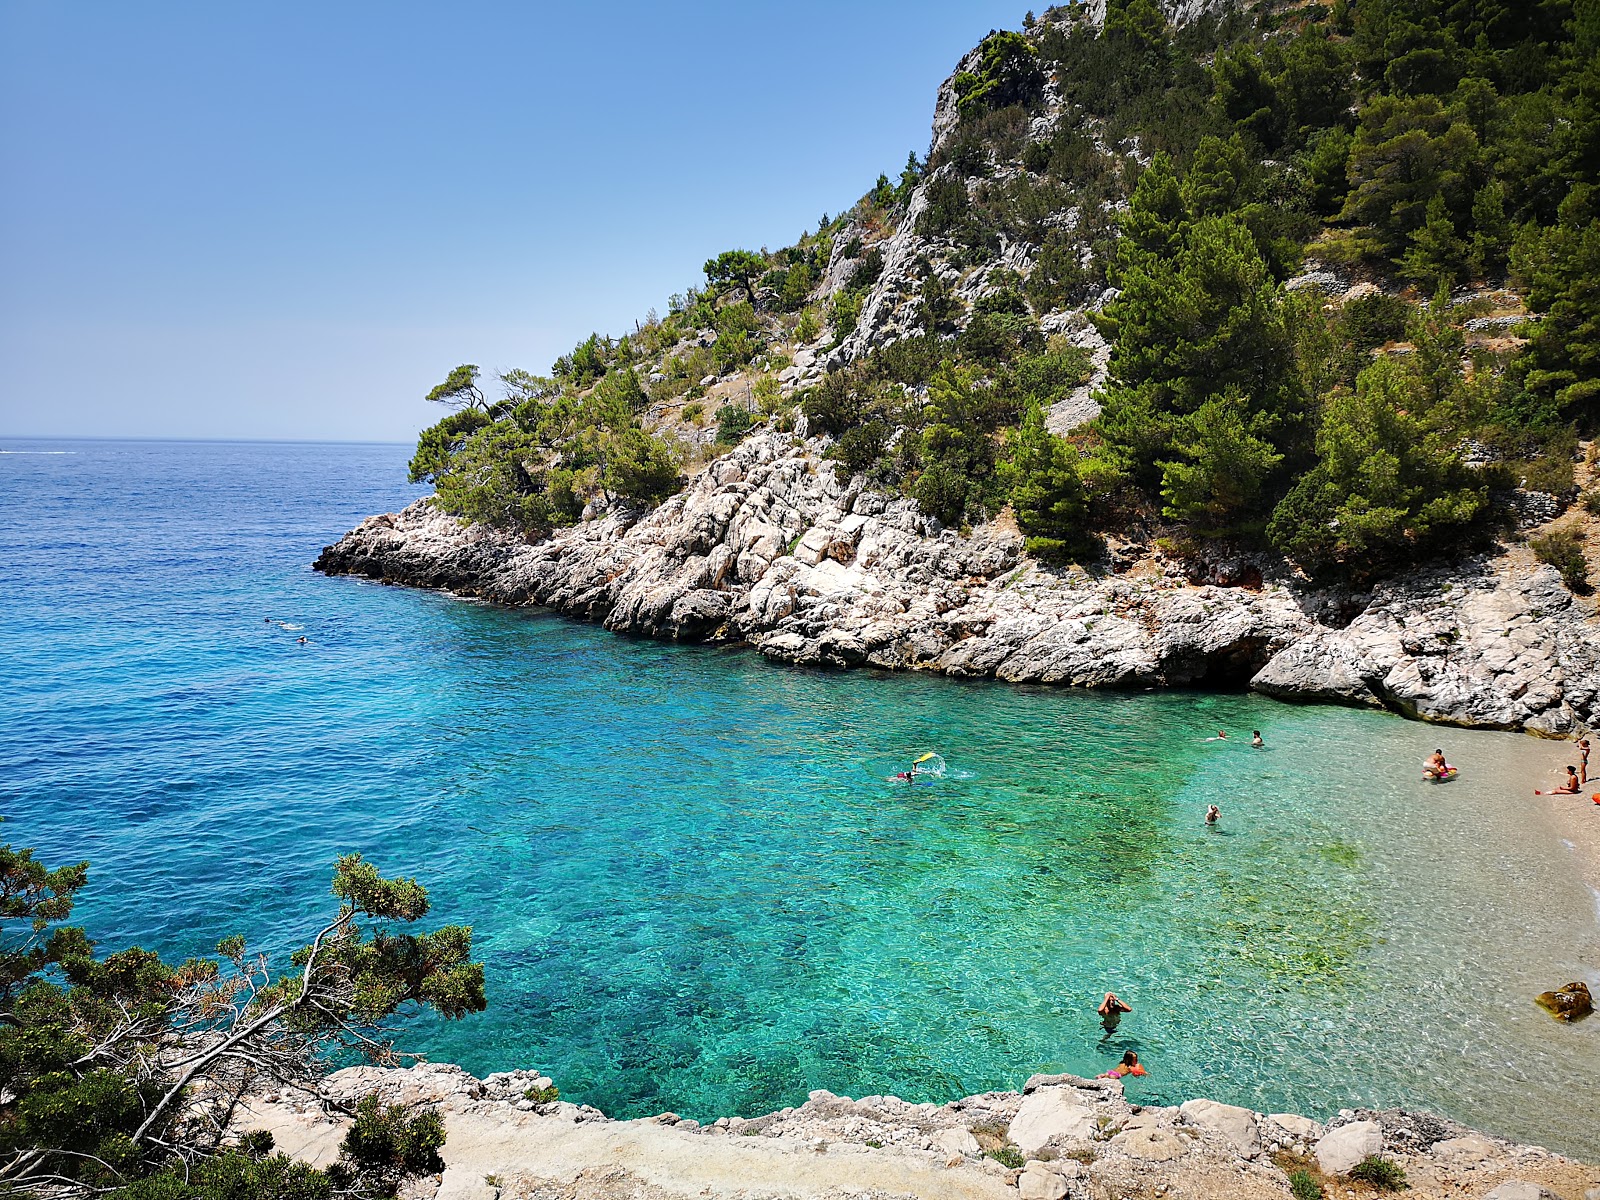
xmin=522 ymin=1085 xmax=560 ymax=1105
xmin=1583 ymin=489 xmax=1600 ymax=516
xmin=1531 ymin=528 xmax=1590 ymax=593
xmin=1348 ymin=1156 xmax=1408 ymax=1191
xmin=1520 ymin=450 xmax=1576 ymax=495
xmin=1289 ymin=1168 xmax=1324 ymax=1200
xmin=985 ymin=1144 xmax=1026 ymax=1169
xmin=1339 ymin=292 xmax=1411 ymax=349
xmin=827 ymin=420 xmax=890 ymax=480
xmin=681 ymin=402 xmax=705 ymax=425
xmin=794 ymin=309 xmax=821 ymax=344
xmin=715 ymin=404 xmax=756 ymax=445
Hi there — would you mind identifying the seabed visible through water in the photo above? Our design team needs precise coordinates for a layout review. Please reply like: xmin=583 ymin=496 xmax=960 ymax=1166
xmin=3 ymin=439 xmax=1598 ymax=1157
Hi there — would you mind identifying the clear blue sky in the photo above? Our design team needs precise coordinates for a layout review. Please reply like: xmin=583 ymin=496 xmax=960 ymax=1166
xmin=0 ymin=1 xmax=1026 ymax=443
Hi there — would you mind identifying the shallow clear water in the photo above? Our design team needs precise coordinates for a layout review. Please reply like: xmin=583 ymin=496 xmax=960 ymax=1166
xmin=3 ymin=439 xmax=1597 ymax=1155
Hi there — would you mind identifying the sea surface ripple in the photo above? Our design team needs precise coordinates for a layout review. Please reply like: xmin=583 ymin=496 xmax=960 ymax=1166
xmin=3 ymin=438 xmax=1597 ymax=1156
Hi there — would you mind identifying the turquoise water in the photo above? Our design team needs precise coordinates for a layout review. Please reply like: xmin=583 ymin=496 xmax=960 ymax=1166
xmin=3 ymin=439 xmax=1598 ymax=1155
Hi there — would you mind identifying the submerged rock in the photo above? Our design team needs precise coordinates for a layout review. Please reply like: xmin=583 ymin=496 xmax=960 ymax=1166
xmin=1536 ymin=981 xmax=1594 ymax=1021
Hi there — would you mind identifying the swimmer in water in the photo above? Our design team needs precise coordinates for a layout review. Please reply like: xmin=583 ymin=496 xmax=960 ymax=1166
xmin=1205 ymin=804 xmax=1220 ymax=825
xmin=297 ymin=636 xmax=308 ymax=645
xmin=1097 ymin=992 xmax=1132 ymax=1033
xmin=1251 ymin=730 xmax=1263 ymax=748
xmin=1099 ymin=1050 xmax=1146 ymax=1079
xmin=1536 ymin=766 xmax=1580 ymax=795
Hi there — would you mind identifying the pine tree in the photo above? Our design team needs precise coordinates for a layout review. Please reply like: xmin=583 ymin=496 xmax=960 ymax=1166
xmin=1469 ymin=180 xmax=1510 ymax=279
xmin=1009 ymin=400 xmax=1089 ymax=561
xmin=1402 ymin=193 xmax=1470 ymax=290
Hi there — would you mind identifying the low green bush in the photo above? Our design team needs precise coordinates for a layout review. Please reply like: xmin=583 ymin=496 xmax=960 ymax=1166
xmin=1289 ymin=1168 xmax=1324 ymax=1200
xmin=522 ymin=1084 xmax=559 ymax=1105
xmin=716 ymin=404 xmax=756 ymax=444
xmin=1348 ymin=1155 xmax=1407 ymax=1191
xmin=1531 ymin=528 xmax=1590 ymax=593
xmin=985 ymin=1144 xmax=1025 ymax=1169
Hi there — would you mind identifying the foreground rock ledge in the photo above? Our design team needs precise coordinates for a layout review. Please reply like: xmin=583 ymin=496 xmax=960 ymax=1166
xmin=317 ymin=432 xmax=1600 ymax=737
xmin=239 ymin=1062 xmax=1599 ymax=1200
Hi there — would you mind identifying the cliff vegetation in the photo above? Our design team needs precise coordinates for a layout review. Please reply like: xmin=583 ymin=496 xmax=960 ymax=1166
xmin=410 ymin=0 xmax=1600 ymax=586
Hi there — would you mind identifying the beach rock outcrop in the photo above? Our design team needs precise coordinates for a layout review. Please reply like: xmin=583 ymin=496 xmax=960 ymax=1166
xmin=233 ymin=1064 xmax=1599 ymax=1200
xmin=1316 ymin=1119 xmax=1385 ymax=1175
xmin=317 ymin=432 xmax=1600 ymax=738
xmin=1536 ymin=981 xmax=1594 ymax=1021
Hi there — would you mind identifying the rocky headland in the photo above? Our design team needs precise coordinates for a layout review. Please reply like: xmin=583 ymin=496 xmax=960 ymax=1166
xmin=316 ymin=429 xmax=1600 ymax=739
xmin=241 ymin=1061 xmax=1600 ymax=1200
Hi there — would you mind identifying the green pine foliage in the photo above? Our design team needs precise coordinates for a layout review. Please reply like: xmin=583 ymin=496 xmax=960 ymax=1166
xmin=410 ymin=0 xmax=1600 ymax=581
xmin=0 ymin=842 xmax=483 ymax=1196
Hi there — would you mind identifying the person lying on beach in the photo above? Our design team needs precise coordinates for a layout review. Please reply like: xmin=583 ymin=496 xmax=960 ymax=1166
xmin=1097 ymin=992 xmax=1132 ymax=1032
xmin=1536 ymin=767 xmax=1581 ymax=795
xmin=1099 ymin=1050 xmax=1146 ymax=1079
xmin=1205 ymin=804 xmax=1221 ymax=825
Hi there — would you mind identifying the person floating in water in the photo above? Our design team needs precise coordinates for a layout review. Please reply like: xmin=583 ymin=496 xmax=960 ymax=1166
xmin=1536 ymin=766 xmax=1581 ymax=795
xmin=1205 ymin=804 xmax=1221 ymax=825
xmin=1251 ymin=730 xmax=1264 ymax=748
xmin=1099 ymin=1050 xmax=1146 ymax=1079
xmin=296 ymin=636 xmax=308 ymax=645
xmin=1423 ymin=749 xmax=1454 ymax=780
xmin=1215 ymin=731 xmax=1227 ymax=740
xmin=1097 ymin=992 xmax=1132 ymax=1033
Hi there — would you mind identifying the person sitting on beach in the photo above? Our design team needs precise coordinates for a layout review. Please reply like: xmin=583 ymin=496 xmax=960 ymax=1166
xmin=1097 ymin=992 xmax=1132 ymax=1032
xmin=1252 ymin=730 xmax=1264 ymax=748
xmin=1205 ymin=804 xmax=1221 ymax=825
xmin=1099 ymin=1050 xmax=1146 ymax=1079
xmin=1536 ymin=766 xmax=1581 ymax=795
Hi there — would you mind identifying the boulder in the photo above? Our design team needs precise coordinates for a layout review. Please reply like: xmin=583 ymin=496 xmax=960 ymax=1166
xmin=1180 ymin=1098 xmax=1261 ymax=1158
xmin=1485 ymin=1184 xmax=1565 ymax=1200
xmin=1018 ymin=1161 xmax=1069 ymax=1200
xmin=1315 ymin=1120 xmax=1383 ymax=1176
xmin=1008 ymin=1087 xmax=1095 ymax=1154
xmin=1267 ymin=1113 xmax=1324 ymax=1143
xmin=933 ymin=1126 xmax=979 ymax=1158
xmin=1535 ymin=981 xmax=1593 ymax=1021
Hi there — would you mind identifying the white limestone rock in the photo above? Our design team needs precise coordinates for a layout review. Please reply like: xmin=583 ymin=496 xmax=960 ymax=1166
xmin=1008 ymin=1086 xmax=1095 ymax=1154
xmin=1315 ymin=1120 xmax=1384 ymax=1176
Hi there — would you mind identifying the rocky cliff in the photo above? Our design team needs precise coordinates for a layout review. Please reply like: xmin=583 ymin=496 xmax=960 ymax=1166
xmin=241 ymin=1061 xmax=1600 ymax=1200
xmin=316 ymin=429 xmax=1600 ymax=738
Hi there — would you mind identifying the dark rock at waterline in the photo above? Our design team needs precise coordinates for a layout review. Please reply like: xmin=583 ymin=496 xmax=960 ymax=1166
xmin=1536 ymin=981 xmax=1594 ymax=1021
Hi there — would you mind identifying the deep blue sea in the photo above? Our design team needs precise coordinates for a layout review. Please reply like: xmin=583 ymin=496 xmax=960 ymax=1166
xmin=3 ymin=439 xmax=1597 ymax=1155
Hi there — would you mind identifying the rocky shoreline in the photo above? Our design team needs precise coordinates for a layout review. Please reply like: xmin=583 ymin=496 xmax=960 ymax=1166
xmin=316 ymin=431 xmax=1600 ymax=738
xmin=241 ymin=1061 xmax=1600 ymax=1200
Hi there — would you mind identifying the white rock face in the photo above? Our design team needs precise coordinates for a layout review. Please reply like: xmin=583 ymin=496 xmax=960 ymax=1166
xmin=1268 ymin=1113 xmax=1325 ymax=1142
xmin=1180 ymin=1098 xmax=1262 ymax=1158
xmin=1018 ymin=1160 xmax=1069 ymax=1200
xmin=1316 ymin=1120 xmax=1385 ymax=1176
xmin=1008 ymin=1086 xmax=1095 ymax=1153
xmin=934 ymin=1125 xmax=980 ymax=1157
xmin=317 ymin=430 xmax=1600 ymax=737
